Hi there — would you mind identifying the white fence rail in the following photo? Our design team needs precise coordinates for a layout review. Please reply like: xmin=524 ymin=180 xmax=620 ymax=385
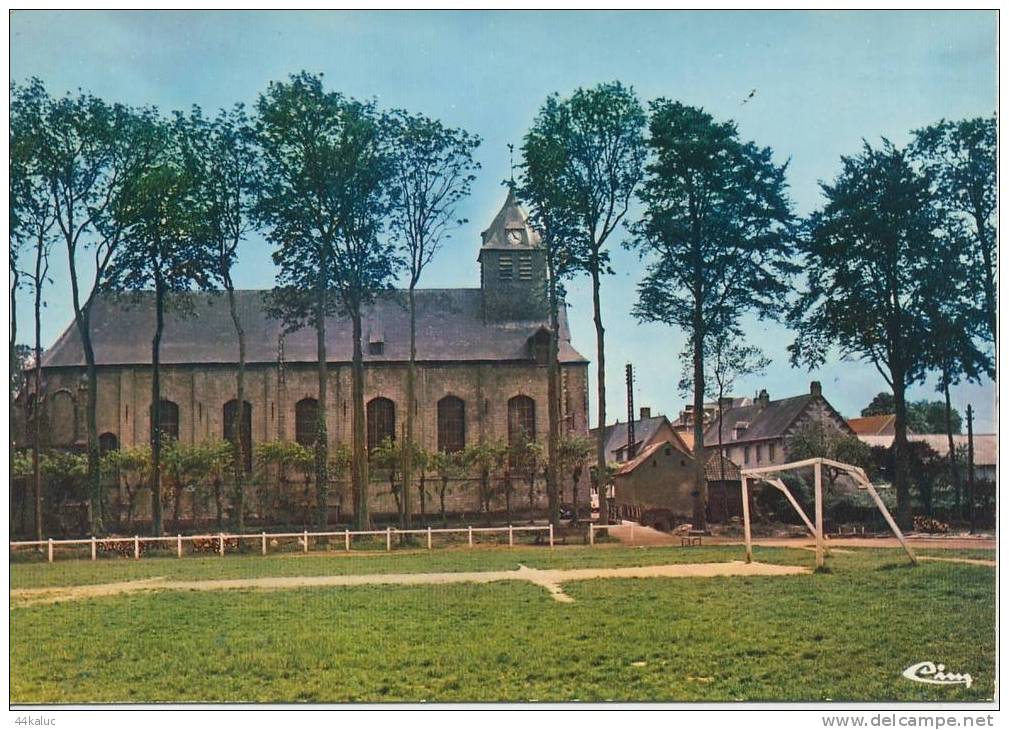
xmin=10 ymin=524 xmax=555 ymax=563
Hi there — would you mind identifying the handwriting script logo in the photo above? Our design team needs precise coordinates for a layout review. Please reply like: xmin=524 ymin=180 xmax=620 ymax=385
xmin=902 ymin=661 xmax=973 ymax=689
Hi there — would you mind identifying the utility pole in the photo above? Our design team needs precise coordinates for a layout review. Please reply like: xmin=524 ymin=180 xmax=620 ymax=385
xmin=966 ymin=404 xmax=976 ymax=534
xmin=625 ymin=363 xmax=636 ymax=460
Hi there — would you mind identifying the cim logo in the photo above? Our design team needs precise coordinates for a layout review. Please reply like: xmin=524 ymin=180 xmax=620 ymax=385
xmin=902 ymin=661 xmax=973 ymax=689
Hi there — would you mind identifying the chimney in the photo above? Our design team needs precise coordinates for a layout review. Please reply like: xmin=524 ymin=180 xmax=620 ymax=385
xmin=639 ymin=407 xmax=651 ymax=420
xmin=757 ymin=389 xmax=770 ymax=409
xmin=810 ymin=381 xmax=822 ymax=397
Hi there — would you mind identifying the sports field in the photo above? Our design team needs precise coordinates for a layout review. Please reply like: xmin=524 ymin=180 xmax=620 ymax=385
xmin=9 ymin=544 xmax=995 ymax=703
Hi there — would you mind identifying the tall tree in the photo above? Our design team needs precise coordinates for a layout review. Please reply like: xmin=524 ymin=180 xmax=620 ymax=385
xmin=29 ymin=80 xmax=161 ymax=534
xmin=789 ymin=140 xmax=940 ymax=528
xmin=181 ymin=104 xmax=261 ymax=533
xmin=518 ymin=94 xmax=586 ymax=529
xmin=105 ymin=115 xmax=216 ymax=536
xmin=256 ymin=72 xmax=400 ymax=531
xmin=11 ymin=78 xmax=57 ymax=540
xmin=632 ymin=101 xmax=796 ymax=530
xmin=912 ymin=116 xmax=997 ymax=344
xmin=860 ymin=392 xmax=896 ymax=417
xmin=518 ymin=82 xmax=646 ymax=527
xmin=388 ymin=110 xmax=480 ymax=530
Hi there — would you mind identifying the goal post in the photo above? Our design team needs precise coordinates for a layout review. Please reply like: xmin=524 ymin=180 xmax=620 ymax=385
xmin=740 ymin=457 xmax=917 ymax=568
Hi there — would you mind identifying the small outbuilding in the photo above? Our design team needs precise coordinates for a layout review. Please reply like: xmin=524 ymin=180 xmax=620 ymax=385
xmin=611 ymin=440 xmax=696 ymax=530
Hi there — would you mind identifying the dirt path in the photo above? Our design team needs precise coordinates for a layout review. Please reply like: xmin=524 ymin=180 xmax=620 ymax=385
xmin=916 ymin=556 xmax=996 ymax=567
xmin=10 ymin=561 xmax=809 ymax=607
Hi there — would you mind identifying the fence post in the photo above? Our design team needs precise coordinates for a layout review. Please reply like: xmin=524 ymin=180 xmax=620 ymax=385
xmin=386 ymin=527 xmax=392 ymax=552
xmin=177 ymin=534 xmax=182 ymax=559
xmin=219 ymin=532 xmax=225 ymax=557
xmin=134 ymin=535 xmax=140 ymax=560
xmin=48 ymin=538 xmax=53 ymax=563
xmin=345 ymin=529 xmax=350 ymax=552
xmin=589 ymin=524 xmax=595 ymax=546
xmin=427 ymin=526 xmax=432 ymax=550
xmin=261 ymin=532 xmax=267 ymax=556
xmin=508 ymin=524 xmax=514 ymax=547
xmin=468 ymin=526 xmax=473 ymax=548
xmin=303 ymin=530 xmax=309 ymax=554
xmin=91 ymin=535 xmax=97 ymax=561
xmin=549 ymin=523 xmax=554 ymax=548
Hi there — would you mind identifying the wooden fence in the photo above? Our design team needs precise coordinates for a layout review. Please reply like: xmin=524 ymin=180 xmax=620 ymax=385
xmin=10 ymin=524 xmax=555 ymax=563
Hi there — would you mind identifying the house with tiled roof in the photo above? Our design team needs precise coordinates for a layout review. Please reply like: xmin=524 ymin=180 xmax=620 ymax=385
xmin=847 ymin=414 xmax=900 ymax=436
xmin=589 ymin=408 xmax=691 ymax=466
xmin=703 ymin=382 xmax=853 ymax=469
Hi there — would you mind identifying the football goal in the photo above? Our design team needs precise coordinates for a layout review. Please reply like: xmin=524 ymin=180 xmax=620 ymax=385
xmin=740 ymin=457 xmax=918 ymax=568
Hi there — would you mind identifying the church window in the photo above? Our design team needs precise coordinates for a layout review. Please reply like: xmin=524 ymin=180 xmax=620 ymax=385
xmin=151 ymin=399 xmax=180 ymax=442
xmin=507 ymin=395 xmax=536 ymax=444
xmin=499 ymin=255 xmax=513 ymax=280
xmin=295 ymin=398 xmax=319 ymax=448
xmin=437 ymin=396 xmax=466 ymax=454
xmin=99 ymin=432 xmax=119 ymax=455
xmin=367 ymin=397 xmax=396 ymax=452
xmin=223 ymin=400 xmax=253 ymax=473
xmin=518 ymin=253 xmax=532 ymax=280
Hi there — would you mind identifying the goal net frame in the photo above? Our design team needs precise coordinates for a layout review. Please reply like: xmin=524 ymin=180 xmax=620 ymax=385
xmin=740 ymin=457 xmax=917 ymax=568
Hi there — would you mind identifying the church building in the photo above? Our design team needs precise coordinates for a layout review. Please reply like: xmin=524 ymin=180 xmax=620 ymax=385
xmin=30 ymin=191 xmax=590 ymax=520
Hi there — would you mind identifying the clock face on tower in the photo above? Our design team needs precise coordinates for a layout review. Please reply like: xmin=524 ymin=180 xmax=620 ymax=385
xmin=507 ymin=229 xmax=523 ymax=245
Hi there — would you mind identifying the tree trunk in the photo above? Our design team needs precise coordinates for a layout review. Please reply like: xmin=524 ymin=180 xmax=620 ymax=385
xmin=966 ymin=404 xmax=976 ymax=533
xmin=67 ymin=287 xmax=103 ymax=536
xmin=590 ymin=262 xmax=608 ymax=524
xmin=402 ymin=286 xmax=416 ymax=530
xmin=314 ymin=283 xmax=330 ymax=532
xmin=226 ymin=286 xmax=247 ymax=533
xmin=546 ymin=273 xmax=562 ymax=529
xmin=351 ymin=309 xmax=370 ymax=530
xmin=151 ymin=278 xmax=165 ymax=537
xmin=691 ymin=329 xmax=708 ymax=530
xmin=942 ymin=378 xmax=962 ymax=523
xmin=9 ymin=265 xmax=18 ymax=537
xmin=32 ymin=240 xmax=44 ymax=541
xmin=439 ymin=479 xmax=448 ymax=526
xmin=891 ymin=379 xmax=912 ymax=529
xmin=418 ymin=473 xmax=427 ymax=520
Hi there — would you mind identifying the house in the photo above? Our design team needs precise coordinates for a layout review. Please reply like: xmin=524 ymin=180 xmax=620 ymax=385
xmin=22 ymin=190 xmax=591 ymax=521
xmin=590 ymin=408 xmax=691 ymax=465
xmin=847 ymin=414 xmax=901 ymax=436
xmin=611 ymin=440 xmax=696 ymax=529
xmin=703 ymin=382 xmax=853 ymax=468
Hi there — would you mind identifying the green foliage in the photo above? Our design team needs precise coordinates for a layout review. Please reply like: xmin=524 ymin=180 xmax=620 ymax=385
xmin=388 ymin=110 xmax=481 ymax=287
xmin=861 ymin=393 xmax=964 ymax=434
xmin=785 ymin=421 xmax=874 ymax=475
xmin=911 ymin=115 xmax=997 ymax=344
xmin=254 ymin=440 xmax=315 ymax=476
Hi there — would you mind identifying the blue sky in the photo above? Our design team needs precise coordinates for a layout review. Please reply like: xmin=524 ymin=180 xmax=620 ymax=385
xmin=10 ymin=10 xmax=998 ymax=430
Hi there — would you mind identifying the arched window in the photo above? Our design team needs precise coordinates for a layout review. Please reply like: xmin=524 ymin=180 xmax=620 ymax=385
xmin=98 ymin=432 xmax=119 ymax=455
xmin=223 ymin=400 xmax=253 ymax=473
xmin=295 ymin=398 xmax=319 ymax=448
xmin=150 ymin=399 xmax=180 ymax=442
xmin=508 ymin=395 xmax=536 ymax=444
xmin=367 ymin=397 xmax=395 ymax=452
xmin=437 ymin=396 xmax=466 ymax=453
xmin=48 ymin=390 xmax=77 ymax=445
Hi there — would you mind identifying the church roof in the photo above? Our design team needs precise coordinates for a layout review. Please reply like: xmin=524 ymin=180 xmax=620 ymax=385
xmin=479 ymin=188 xmax=542 ymax=252
xmin=39 ymin=289 xmax=588 ymax=368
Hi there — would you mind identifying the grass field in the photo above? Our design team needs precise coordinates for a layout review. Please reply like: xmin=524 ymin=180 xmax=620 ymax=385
xmin=9 ymin=544 xmax=995 ymax=703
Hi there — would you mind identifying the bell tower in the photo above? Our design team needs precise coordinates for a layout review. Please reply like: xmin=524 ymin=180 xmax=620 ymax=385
xmin=478 ymin=189 xmax=548 ymax=322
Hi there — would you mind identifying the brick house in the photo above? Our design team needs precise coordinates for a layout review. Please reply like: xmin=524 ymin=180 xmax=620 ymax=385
xmin=25 ymin=191 xmax=591 ymax=521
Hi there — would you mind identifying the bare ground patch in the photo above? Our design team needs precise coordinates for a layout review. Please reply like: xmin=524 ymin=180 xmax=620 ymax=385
xmin=10 ymin=560 xmax=808 ymax=607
